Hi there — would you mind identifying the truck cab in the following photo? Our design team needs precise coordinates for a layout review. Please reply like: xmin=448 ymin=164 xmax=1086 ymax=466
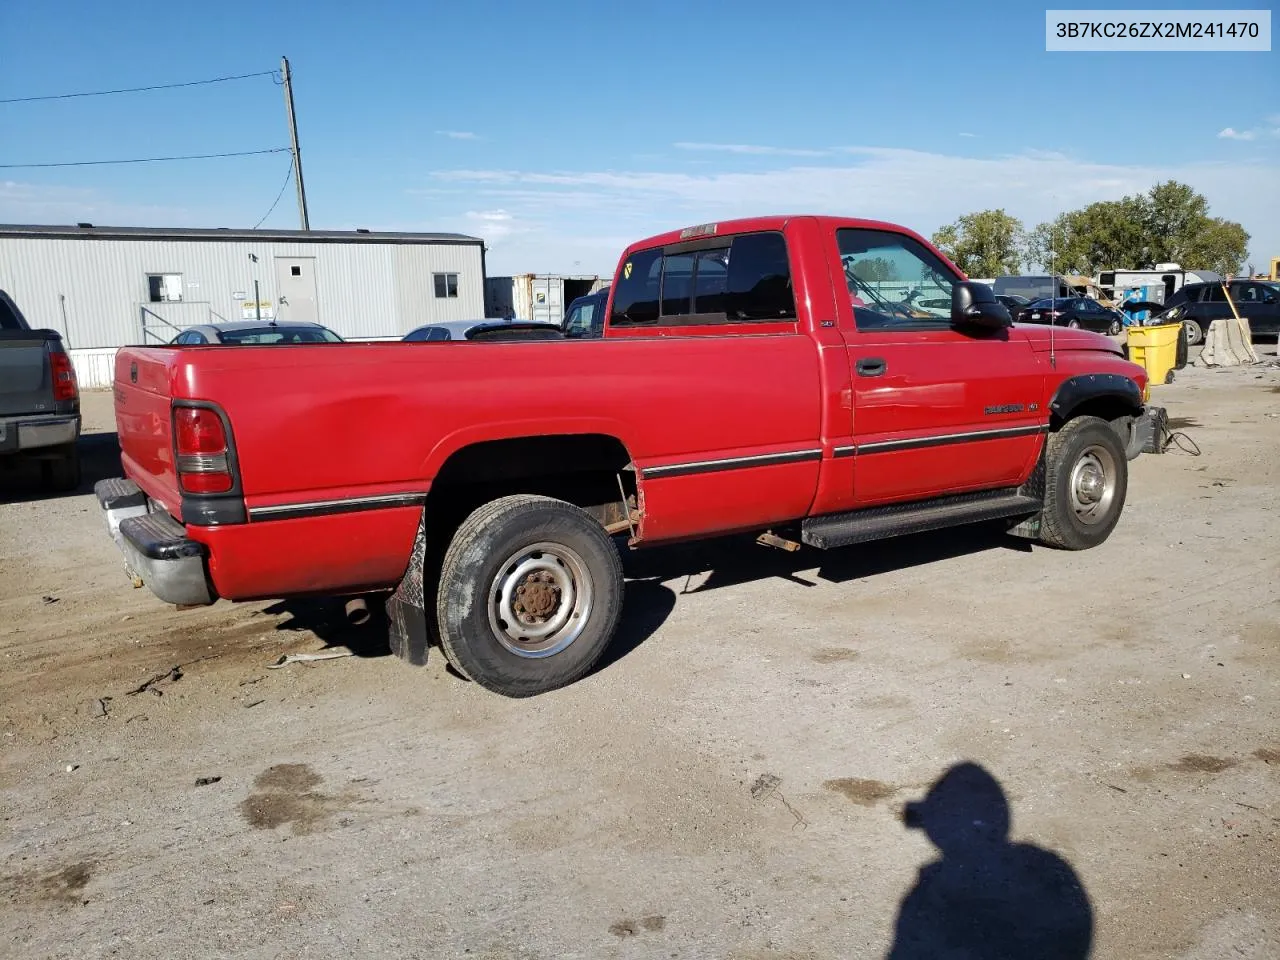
xmin=561 ymin=288 xmax=609 ymax=339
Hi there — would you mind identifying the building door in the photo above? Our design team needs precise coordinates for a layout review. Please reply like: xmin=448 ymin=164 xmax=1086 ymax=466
xmin=274 ymin=257 xmax=318 ymax=322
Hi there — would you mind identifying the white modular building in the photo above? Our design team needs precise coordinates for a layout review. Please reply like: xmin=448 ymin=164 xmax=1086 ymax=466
xmin=0 ymin=223 xmax=487 ymax=386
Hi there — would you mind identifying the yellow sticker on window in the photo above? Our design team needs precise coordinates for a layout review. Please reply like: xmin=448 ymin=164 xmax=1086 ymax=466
xmin=623 ymin=261 xmax=633 ymax=280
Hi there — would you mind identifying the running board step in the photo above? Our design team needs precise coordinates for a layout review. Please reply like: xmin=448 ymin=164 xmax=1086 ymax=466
xmin=801 ymin=489 xmax=1042 ymax=549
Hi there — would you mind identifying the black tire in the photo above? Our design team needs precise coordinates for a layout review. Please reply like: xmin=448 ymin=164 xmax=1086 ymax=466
xmin=1108 ymin=319 xmax=1123 ymax=336
xmin=1067 ymin=319 xmax=1081 ymax=329
xmin=41 ymin=445 xmax=81 ymax=492
xmin=1037 ymin=416 xmax=1128 ymax=551
xmin=1184 ymin=319 xmax=1205 ymax=346
xmin=435 ymin=495 xmax=624 ymax=697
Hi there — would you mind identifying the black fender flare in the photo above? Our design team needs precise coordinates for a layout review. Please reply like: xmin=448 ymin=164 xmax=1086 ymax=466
xmin=1048 ymin=374 xmax=1143 ymax=422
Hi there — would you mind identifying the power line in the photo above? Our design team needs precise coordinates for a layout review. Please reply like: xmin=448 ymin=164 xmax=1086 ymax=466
xmin=0 ymin=148 xmax=291 ymax=169
xmin=253 ymin=158 xmax=295 ymax=229
xmin=0 ymin=70 xmax=278 ymax=104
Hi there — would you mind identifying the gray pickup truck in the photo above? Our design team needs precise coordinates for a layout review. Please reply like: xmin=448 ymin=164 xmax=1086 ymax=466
xmin=0 ymin=290 xmax=81 ymax=490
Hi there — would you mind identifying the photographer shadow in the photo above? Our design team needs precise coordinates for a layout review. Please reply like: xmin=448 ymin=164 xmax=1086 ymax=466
xmin=888 ymin=762 xmax=1093 ymax=960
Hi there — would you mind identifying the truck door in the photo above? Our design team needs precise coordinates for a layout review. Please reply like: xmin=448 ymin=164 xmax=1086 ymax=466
xmin=832 ymin=227 xmax=1045 ymax=506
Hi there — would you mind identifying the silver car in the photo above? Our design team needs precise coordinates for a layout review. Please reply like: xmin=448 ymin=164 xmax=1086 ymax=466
xmin=402 ymin=319 xmax=563 ymax=342
xmin=171 ymin=320 xmax=344 ymax=345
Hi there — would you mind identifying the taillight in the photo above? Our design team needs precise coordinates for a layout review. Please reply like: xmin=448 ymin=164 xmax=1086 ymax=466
xmin=173 ymin=406 xmax=234 ymax=494
xmin=50 ymin=350 xmax=78 ymax=402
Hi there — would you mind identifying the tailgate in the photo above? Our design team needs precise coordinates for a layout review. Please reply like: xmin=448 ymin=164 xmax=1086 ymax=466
xmin=0 ymin=331 xmax=54 ymax=417
xmin=114 ymin=347 xmax=182 ymax=512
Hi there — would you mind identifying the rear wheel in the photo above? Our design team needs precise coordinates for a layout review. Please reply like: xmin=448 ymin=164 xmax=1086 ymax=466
xmin=1184 ymin=319 xmax=1205 ymax=346
xmin=435 ymin=495 xmax=624 ymax=697
xmin=1038 ymin=416 xmax=1128 ymax=550
xmin=1108 ymin=319 xmax=1123 ymax=336
xmin=41 ymin=444 xmax=81 ymax=492
xmin=1067 ymin=319 xmax=1081 ymax=329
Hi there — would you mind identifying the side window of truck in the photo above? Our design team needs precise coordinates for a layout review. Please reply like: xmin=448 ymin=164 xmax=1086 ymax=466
xmin=837 ymin=228 xmax=959 ymax=331
xmin=610 ymin=232 xmax=795 ymax=327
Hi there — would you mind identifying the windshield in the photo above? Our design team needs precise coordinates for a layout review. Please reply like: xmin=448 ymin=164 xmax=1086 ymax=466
xmin=219 ymin=326 xmax=343 ymax=344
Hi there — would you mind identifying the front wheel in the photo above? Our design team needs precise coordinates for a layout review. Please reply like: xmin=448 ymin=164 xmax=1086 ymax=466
xmin=1108 ymin=319 xmax=1123 ymax=336
xmin=1037 ymin=416 xmax=1128 ymax=550
xmin=1067 ymin=319 xmax=1082 ymax=329
xmin=435 ymin=495 xmax=624 ymax=697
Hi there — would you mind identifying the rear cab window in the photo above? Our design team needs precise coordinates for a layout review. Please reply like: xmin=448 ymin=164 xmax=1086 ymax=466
xmin=0 ymin=294 xmax=26 ymax=330
xmin=609 ymin=231 xmax=796 ymax=329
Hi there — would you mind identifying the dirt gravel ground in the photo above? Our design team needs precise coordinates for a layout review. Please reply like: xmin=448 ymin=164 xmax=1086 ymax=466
xmin=3 ymin=360 xmax=1279 ymax=960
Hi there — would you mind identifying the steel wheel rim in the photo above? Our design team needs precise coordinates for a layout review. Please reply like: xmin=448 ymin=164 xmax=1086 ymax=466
xmin=1185 ymin=322 xmax=1201 ymax=345
xmin=488 ymin=541 xmax=593 ymax=658
xmin=1068 ymin=319 xmax=1081 ymax=328
xmin=1069 ymin=444 xmax=1117 ymax=526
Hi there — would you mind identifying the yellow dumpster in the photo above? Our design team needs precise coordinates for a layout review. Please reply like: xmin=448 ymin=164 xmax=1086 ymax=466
xmin=1125 ymin=321 xmax=1182 ymax=385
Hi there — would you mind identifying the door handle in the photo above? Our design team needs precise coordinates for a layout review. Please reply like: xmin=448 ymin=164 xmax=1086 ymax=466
xmin=856 ymin=357 xmax=887 ymax=377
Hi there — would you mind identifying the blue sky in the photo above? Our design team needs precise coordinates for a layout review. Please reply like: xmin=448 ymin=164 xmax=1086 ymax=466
xmin=2 ymin=0 xmax=1277 ymax=275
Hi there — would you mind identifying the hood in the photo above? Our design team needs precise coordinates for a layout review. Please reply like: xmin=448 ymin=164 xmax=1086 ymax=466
xmin=1014 ymin=323 xmax=1122 ymax=356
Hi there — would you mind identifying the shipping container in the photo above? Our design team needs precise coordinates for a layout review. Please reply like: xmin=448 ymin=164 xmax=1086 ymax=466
xmin=485 ymin=274 xmax=609 ymax=326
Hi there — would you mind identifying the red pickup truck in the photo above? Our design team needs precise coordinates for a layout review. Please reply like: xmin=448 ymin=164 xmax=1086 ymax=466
xmin=99 ymin=215 xmax=1153 ymax=697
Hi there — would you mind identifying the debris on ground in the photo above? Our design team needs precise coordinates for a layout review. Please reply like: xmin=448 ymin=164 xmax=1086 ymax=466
xmin=194 ymin=776 xmax=222 ymax=787
xmin=126 ymin=666 xmax=183 ymax=697
xmin=86 ymin=697 xmax=109 ymax=718
xmin=267 ymin=650 xmax=354 ymax=669
xmin=41 ymin=595 xmax=59 ymax=605
xmin=749 ymin=772 xmax=809 ymax=830
xmin=64 ymin=764 xmax=78 ymax=773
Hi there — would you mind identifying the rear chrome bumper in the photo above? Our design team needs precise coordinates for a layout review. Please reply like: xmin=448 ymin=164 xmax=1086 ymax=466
xmin=95 ymin=478 xmax=216 ymax=606
xmin=0 ymin=414 xmax=79 ymax=453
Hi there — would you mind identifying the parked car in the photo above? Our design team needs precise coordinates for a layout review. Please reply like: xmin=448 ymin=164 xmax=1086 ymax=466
xmin=562 ymin=289 xmax=610 ymax=339
xmin=98 ymin=214 xmax=1153 ymax=698
xmin=403 ymin=319 xmax=564 ymax=342
xmin=170 ymin=321 xmax=345 ymax=345
xmin=1158 ymin=279 xmax=1280 ymax=345
xmin=1017 ymin=297 xmax=1124 ymax=335
xmin=0 ymin=289 xmax=81 ymax=490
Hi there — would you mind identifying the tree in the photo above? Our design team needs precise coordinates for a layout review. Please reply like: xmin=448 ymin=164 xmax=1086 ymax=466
xmin=1023 ymin=181 xmax=1248 ymax=275
xmin=851 ymin=257 xmax=899 ymax=283
xmin=930 ymin=209 xmax=1024 ymax=276
xmin=1182 ymin=218 xmax=1250 ymax=275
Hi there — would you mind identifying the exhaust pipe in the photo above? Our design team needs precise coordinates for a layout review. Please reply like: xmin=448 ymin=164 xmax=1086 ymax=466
xmin=344 ymin=597 xmax=371 ymax=626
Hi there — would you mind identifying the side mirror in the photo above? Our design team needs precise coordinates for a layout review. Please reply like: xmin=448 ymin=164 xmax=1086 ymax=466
xmin=951 ymin=281 xmax=1012 ymax=329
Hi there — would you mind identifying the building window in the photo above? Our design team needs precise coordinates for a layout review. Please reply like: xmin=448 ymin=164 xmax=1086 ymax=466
xmin=147 ymin=273 xmax=183 ymax=303
xmin=290 ymin=265 xmax=301 ymax=277
xmin=433 ymin=273 xmax=459 ymax=298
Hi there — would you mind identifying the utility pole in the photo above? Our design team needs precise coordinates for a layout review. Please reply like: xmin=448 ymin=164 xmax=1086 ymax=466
xmin=280 ymin=56 xmax=310 ymax=230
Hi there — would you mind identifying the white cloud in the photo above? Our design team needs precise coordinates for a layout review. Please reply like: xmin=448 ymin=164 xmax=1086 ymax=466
xmin=0 ymin=180 xmax=193 ymax=224
xmin=421 ymin=146 xmax=1279 ymax=275
xmin=436 ymin=130 xmax=479 ymax=140
xmin=959 ymin=132 xmax=977 ymax=138
xmin=674 ymin=141 xmax=831 ymax=157
xmin=1218 ymin=116 xmax=1280 ymax=141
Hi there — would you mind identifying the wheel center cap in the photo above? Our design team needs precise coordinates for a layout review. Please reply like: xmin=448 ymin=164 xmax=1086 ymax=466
xmin=516 ymin=577 xmax=559 ymax=619
xmin=1078 ymin=467 xmax=1103 ymax=503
